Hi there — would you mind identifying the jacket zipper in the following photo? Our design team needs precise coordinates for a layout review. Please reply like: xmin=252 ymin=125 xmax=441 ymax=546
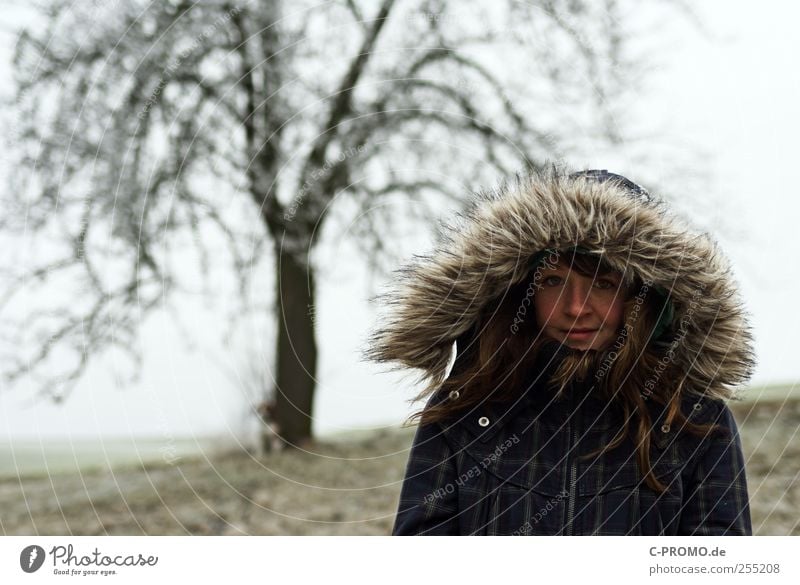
xmin=564 ymin=380 xmax=578 ymax=535
xmin=565 ymin=423 xmax=578 ymax=535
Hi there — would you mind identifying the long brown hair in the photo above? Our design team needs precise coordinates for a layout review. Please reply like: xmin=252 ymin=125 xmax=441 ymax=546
xmin=408 ymin=251 xmax=720 ymax=493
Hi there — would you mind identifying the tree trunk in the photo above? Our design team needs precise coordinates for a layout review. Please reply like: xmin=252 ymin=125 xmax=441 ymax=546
xmin=272 ymin=247 xmax=318 ymax=446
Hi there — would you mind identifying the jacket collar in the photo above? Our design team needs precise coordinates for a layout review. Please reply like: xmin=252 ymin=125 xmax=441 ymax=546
xmin=452 ymin=343 xmax=619 ymax=444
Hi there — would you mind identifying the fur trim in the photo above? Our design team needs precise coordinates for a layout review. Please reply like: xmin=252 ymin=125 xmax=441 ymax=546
xmin=365 ymin=169 xmax=756 ymax=401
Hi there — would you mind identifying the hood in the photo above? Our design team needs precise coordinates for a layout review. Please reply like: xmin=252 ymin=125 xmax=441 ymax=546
xmin=365 ymin=169 xmax=756 ymax=401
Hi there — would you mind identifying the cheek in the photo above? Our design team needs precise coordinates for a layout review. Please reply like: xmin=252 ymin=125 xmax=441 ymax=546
xmin=534 ymin=292 xmax=557 ymax=328
xmin=602 ymin=298 xmax=626 ymax=329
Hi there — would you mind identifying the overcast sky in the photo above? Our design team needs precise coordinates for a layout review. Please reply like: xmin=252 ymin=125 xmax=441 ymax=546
xmin=0 ymin=1 xmax=798 ymax=442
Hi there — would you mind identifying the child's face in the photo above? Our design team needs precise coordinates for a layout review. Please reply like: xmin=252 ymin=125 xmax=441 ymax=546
xmin=534 ymin=260 xmax=626 ymax=351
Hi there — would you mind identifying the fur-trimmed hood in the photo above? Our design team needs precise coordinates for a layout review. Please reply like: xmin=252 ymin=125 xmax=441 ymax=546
xmin=366 ymin=169 xmax=756 ymax=401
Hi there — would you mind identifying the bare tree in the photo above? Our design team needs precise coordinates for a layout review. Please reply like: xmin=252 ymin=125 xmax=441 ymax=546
xmin=1 ymin=0 xmax=676 ymax=445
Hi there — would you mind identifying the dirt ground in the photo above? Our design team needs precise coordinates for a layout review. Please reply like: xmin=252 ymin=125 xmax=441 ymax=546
xmin=1 ymin=400 xmax=797 ymax=535
xmin=730 ymin=399 xmax=800 ymax=536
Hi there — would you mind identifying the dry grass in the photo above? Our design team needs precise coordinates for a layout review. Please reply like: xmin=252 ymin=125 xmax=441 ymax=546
xmin=731 ymin=399 xmax=800 ymax=535
xmin=0 ymin=400 xmax=797 ymax=535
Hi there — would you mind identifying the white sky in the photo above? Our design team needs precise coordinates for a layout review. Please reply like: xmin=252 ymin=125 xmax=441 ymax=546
xmin=0 ymin=2 xmax=798 ymax=442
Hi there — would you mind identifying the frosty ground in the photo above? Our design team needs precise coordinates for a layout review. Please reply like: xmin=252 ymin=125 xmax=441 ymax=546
xmin=0 ymin=399 xmax=797 ymax=535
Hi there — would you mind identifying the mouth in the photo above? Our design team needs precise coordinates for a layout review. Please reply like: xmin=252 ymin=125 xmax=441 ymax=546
xmin=562 ymin=329 xmax=599 ymax=340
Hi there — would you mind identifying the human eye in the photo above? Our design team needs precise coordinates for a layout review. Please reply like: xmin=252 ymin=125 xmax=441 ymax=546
xmin=593 ymin=278 xmax=617 ymax=290
xmin=541 ymin=275 xmax=563 ymax=287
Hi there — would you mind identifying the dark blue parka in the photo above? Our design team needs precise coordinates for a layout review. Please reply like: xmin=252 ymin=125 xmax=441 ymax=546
xmin=392 ymin=342 xmax=751 ymax=535
xmin=367 ymin=170 xmax=756 ymax=536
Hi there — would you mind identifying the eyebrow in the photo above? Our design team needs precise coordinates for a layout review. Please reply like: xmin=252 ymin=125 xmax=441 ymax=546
xmin=542 ymin=263 xmax=569 ymax=272
xmin=542 ymin=266 xmax=622 ymax=281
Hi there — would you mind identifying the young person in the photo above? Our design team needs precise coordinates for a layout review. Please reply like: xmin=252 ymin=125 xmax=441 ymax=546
xmin=367 ymin=168 xmax=755 ymax=535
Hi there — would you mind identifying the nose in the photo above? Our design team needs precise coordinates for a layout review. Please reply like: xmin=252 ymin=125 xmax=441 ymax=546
xmin=562 ymin=279 xmax=592 ymax=319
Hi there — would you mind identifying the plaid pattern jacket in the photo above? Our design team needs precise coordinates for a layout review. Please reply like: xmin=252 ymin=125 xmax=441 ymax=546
xmin=393 ymin=365 xmax=752 ymax=536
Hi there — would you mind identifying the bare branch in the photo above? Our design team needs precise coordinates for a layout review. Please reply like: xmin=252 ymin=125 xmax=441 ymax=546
xmin=1 ymin=0 xmax=692 ymax=421
xmin=344 ymin=0 xmax=366 ymax=28
xmin=299 ymin=0 xmax=397 ymax=184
